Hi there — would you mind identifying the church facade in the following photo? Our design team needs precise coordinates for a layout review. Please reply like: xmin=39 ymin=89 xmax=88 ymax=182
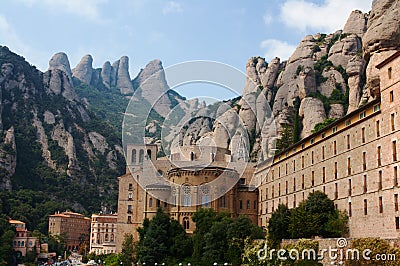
xmin=116 ymin=143 xmax=258 ymax=252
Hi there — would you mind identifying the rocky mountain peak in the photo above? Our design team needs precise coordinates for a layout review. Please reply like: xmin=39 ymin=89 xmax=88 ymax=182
xmin=116 ymin=56 xmax=134 ymax=95
xmin=132 ymin=59 xmax=172 ymax=117
xmin=362 ymin=0 xmax=400 ymax=100
xmin=48 ymin=52 xmax=73 ymax=82
xmin=72 ymin=54 xmax=93 ymax=84
xmin=343 ymin=10 xmax=369 ymax=37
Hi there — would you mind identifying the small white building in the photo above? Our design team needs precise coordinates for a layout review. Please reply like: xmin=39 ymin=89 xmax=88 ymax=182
xmin=89 ymin=213 xmax=118 ymax=255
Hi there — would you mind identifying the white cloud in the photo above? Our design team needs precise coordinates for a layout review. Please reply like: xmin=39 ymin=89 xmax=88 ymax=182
xmin=280 ymin=0 xmax=372 ymax=32
xmin=163 ymin=1 xmax=183 ymax=15
xmin=18 ymin=0 xmax=107 ymax=22
xmin=260 ymin=39 xmax=297 ymax=62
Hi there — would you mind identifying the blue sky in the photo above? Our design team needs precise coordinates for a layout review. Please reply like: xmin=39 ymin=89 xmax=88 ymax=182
xmin=1 ymin=0 xmax=372 ymax=101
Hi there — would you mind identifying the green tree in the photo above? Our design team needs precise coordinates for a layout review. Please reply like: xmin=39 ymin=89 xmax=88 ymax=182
xmin=136 ymin=208 xmax=191 ymax=265
xmin=203 ymin=215 xmax=231 ymax=264
xmin=192 ymin=208 xmax=220 ymax=263
xmin=226 ymin=215 xmax=264 ymax=265
xmin=324 ymin=210 xmax=349 ymax=237
xmin=276 ymin=124 xmax=295 ymax=153
xmin=268 ymin=192 xmax=349 ymax=242
xmin=48 ymin=233 xmax=67 ymax=256
xmin=121 ymin=233 xmax=135 ymax=266
xmin=192 ymin=209 xmax=264 ymax=265
xmin=168 ymin=219 xmax=192 ymax=263
xmin=0 ymin=215 xmax=15 ymax=266
xmin=312 ymin=118 xmax=337 ymax=133
xmin=268 ymin=204 xmax=292 ymax=246
xmin=288 ymin=203 xmax=318 ymax=239
xmin=303 ymin=191 xmax=335 ymax=237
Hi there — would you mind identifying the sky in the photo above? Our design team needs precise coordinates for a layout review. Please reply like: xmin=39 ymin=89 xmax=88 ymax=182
xmin=1 ymin=0 xmax=372 ymax=101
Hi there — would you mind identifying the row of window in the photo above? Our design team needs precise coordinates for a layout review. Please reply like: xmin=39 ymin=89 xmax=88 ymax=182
xmin=261 ymin=191 xmax=400 ymax=217
xmin=239 ymin=200 xmax=257 ymax=210
xmin=271 ymin=137 xmax=397 ymax=183
xmin=261 ymin=166 xmax=398 ymax=201
xmin=130 ymin=149 xmax=152 ymax=164
xmin=90 ymin=233 xmax=115 ymax=243
xmin=13 ymin=240 xmax=34 ymax=247
xmin=350 ymin=194 xmax=400 ymax=217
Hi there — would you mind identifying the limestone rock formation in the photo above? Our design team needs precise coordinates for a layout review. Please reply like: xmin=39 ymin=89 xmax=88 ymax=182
xmin=328 ymin=34 xmax=362 ymax=69
xmin=0 ymin=127 xmax=16 ymax=190
xmin=363 ymin=0 xmax=400 ymax=56
xmin=298 ymin=67 xmax=316 ymax=99
xmin=299 ymin=97 xmax=326 ymax=138
xmin=51 ymin=122 xmax=77 ymax=172
xmin=33 ymin=114 xmax=57 ymax=170
xmin=43 ymin=69 xmax=78 ymax=101
xmin=48 ymin=52 xmax=73 ymax=82
xmin=88 ymin=132 xmax=109 ymax=154
xmin=111 ymin=60 xmax=119 ymax=87
xmin=116 ymin=56 xmax=134 ymax=95
xmin=343 ymin=10 xmax=368 ymax=37
xmin=243 ymin=57 xmax=263 ymax=95
xmin=346 ymin=55 xmax=365 ymax=113
xmin=72 ymin=54 xmax=93 ymax=84
xmin=213 ymin=109 xmax=239 ymax=149
xmin=261 ymin=57 xmax=280 ymax=90
xmin=317 ymin=68 xmax=346 ymax=97
xmin=132 ymin=59 xmax=172 ymax=117
xmin=43 ymin=110 xmax=56 ymax=124
xmin=363 ymin=0 xmax=400 ymax=97
xmin=329 ymin=104 xmax=345 ymax=119
xmin=101 ymin=61 xmax=112 ymax=89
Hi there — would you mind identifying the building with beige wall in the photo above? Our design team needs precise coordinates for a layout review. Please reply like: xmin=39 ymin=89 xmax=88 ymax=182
xmin=9 ymin=219 xmax=40 ymax=257
xmin=89 ymin=213 xmax=118 ymax=255
xmin=48 ymin=211 xmax=91 ymax=251
xmin=256 ymin=51 xmax=400 ymax=239
xmin=116 ymin=143 xmax=258 ymax=252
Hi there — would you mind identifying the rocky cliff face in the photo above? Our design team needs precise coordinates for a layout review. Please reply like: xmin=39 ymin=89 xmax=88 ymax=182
xmin=362 ymin=0 xmax=400 ymax=101
xmin=0 ymin=46 xmax=125 ymax=212
xmin=173 ymin=2 xmax=400 ymax=160
xmin=71 ymin=54 xmax=135 ymax=95
xmin=132 ymin=59 xmax=173 ymax=117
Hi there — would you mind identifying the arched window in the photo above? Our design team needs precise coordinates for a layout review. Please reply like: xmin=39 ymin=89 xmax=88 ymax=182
xmin=149 ymin=197 xmax=153 ymax=207
xmin=131 ymin=149 xmax=136 ymax=164
xmin=201 ymin=185 xmax=210 ymax=207
xmin=183 ymin=217 xmax=190 ymax=230
xmin=147 ymin=149 xmax=152 ymax=160
xmin=105 ymin=234 xmax=109 ymax=242
xmin=190 ymin=152 xmax=194 ymax=161
xmin=139 ymin=149 xmax=144 ymax=163
xmin=183 ymin=186 xmax=191 ymax=206
xmin=111 ymin=234 xmax=114 ymax=242
xmin=97 ymin=233 xmax=100 ymax=244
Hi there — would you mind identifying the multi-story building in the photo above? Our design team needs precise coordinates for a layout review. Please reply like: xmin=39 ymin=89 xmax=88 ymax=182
xmin=256 ymin=51 xmax=400 ymax=238
xmin=116 ymin=142 xmax=258 ymax=252
xmin=9 ymin=219 xmax=40 ymax=257
xmin=48 ymin=211 xmax=91 ymax=251
xmin=90 ymin=213 xmax=118 ymax=255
